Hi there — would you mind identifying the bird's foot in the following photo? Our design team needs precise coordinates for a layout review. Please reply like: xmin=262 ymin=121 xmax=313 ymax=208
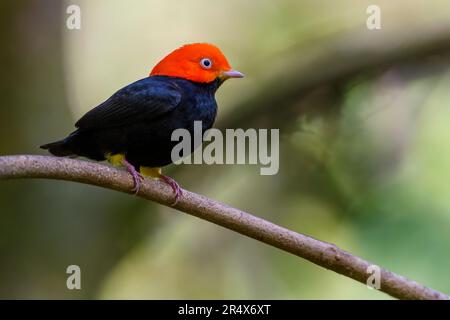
xmin=160 ymin=174 xmax=183 ymax=205
xmin=121 ymin=159 xmax=144 ymax=194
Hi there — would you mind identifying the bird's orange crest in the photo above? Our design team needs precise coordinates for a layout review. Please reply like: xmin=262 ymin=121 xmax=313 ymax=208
xmin=150 ymin=43 xmax=242 ymax=83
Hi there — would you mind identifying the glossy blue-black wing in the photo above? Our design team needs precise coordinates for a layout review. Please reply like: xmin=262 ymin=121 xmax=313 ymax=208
xmin=75 ymin=77 xmax=182 ymax=129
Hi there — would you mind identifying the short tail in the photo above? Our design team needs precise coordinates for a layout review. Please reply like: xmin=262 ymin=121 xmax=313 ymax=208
xmin=40 ymin=139 xmax=75 ymax=157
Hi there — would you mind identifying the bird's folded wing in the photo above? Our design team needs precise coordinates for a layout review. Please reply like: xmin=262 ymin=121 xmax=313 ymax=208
xmin=75 ymin=77 xmax=182 ymax=129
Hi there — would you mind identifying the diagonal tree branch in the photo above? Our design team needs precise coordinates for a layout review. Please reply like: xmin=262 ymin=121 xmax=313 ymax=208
xmin=0 ymin=155 xmax=448 ymax=300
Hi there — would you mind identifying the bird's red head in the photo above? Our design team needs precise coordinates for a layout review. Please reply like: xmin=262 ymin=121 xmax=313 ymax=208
xmin=150 ymin=43 xmax=244 ymax=83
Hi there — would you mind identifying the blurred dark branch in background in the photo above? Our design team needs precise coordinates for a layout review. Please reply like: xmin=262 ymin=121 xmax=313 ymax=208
xmin=219 ymin=23 xmax=450 ymax=129
xmin=0 ymin=155 xmax=448 ymax=300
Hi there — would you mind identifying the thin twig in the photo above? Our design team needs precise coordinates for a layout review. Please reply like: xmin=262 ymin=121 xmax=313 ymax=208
xmin=0 ymin=155 xmax=448 ymax=300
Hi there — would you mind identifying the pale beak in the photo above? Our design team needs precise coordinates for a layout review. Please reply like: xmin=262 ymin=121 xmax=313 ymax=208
xmin=221 ymin=69 xmax=244 ymax=79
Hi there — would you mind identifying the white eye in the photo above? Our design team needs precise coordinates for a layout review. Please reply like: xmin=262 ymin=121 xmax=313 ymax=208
xmin=200 ymin=58 xmax=212 ymax=69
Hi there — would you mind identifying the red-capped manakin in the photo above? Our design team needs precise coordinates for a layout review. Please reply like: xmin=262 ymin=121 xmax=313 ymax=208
xmin=41 ymin=43 xmax=244 ymax=203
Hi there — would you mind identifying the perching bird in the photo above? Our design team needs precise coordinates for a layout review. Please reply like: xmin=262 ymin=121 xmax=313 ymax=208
xmin=41 ymin=43 xmax=243 ymax=203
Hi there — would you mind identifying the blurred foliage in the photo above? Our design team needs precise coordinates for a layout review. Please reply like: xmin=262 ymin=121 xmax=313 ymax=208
xmin=0 ymin=0 xmax=449 ymax=299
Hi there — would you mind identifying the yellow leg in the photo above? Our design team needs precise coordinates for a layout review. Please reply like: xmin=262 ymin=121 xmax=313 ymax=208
xmin=105 ymin=153 xmax=143 ymax=194
xmin=106 ymin=153 xmax=126 ymax=167
xmin=140 ymin=166 xmax=162 ymax=179
xmin=141 ymin=166 xmax=182 ymax=205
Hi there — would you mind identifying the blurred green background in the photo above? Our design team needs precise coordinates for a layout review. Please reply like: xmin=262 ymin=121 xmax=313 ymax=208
xmin=1 ymin=0 xmax=450 ymax=299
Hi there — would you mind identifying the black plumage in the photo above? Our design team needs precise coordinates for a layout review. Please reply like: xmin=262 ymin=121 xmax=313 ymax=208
xmin=41 ymin=76 xmax=222 ymax=169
